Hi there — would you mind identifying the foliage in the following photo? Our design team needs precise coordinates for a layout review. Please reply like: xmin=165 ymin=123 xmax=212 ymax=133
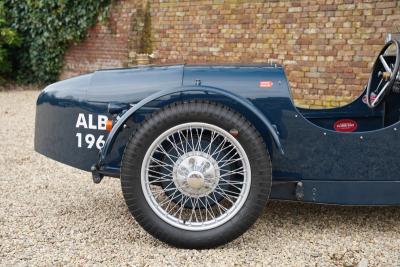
xmin=0 ymin=2 xmax=20 ymax=82
xmin=5 ymin=0 xmax=111 ymax=84
xmin=138 ymin=1 xmax=152 ymax=54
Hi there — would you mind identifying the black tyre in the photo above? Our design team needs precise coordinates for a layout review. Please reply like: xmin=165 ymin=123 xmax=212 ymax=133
xmin=121 ymin=101 xmax=271 ymax=249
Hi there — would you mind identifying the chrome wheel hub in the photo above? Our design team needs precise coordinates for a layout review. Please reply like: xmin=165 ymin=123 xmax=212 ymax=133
xmin=173 ymin=152 xmax=220 ymax=197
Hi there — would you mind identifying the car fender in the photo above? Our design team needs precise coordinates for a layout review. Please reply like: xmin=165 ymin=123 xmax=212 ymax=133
xmin=93 ymin=85 xmax=284 ymax=174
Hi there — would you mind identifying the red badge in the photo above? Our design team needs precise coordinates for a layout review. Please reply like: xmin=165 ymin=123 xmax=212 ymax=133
xmin=259 ymin=81 xmax=273 ymax=88
xmin=333 ymin=119 xmax=358 ymax=132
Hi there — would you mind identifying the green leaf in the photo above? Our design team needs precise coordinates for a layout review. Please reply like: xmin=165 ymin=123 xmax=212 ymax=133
xmin=3 ymin=0 xmax=111 ymax=84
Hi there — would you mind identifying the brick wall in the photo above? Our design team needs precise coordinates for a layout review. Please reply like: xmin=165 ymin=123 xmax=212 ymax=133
xmin=62 ymin=0 xmax=400 ymax=108
xmin=61 ymin=0 xmax=143 ymax=79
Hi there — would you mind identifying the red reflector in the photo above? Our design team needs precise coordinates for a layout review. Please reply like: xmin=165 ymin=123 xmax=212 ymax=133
xmin=259 ymin=81 xmax=273 ymax=88
xmin=106 ymin=120 xmax=113 ymax=132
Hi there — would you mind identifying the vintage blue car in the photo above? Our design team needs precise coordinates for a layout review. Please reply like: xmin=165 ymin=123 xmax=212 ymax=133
xmin=35 ymin=39 xmax=400 ymax=248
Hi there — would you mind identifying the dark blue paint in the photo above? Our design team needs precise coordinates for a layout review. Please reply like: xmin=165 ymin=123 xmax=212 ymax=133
xmin=34 ymin=64 xmax=400 ymax=205
xmin=97 ymin=85 xmax=284 ymax=171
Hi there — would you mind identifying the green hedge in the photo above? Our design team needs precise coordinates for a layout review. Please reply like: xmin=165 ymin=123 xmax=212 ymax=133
xmin=0 ymin=2 xmax=20 ymax=83
xmin=5 ymin=0 xmax=111 ymax=84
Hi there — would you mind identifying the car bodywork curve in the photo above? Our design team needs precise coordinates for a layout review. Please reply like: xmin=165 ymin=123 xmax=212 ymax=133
xmin=35 ymin=63 xmax=400 ymax=205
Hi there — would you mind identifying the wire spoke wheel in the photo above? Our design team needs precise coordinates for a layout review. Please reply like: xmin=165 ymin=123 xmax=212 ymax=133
xmin=141 ymin=122 xmax=251 ymax=231
xmin=122 ymin=101 xmax=271 ymax=248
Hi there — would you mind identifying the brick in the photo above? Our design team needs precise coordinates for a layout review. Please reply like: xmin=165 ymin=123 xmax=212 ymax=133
xmin=377 ymin=2 xmax=396 ymax=9
xmin=288 ymin=7 xmax=302 ymax=12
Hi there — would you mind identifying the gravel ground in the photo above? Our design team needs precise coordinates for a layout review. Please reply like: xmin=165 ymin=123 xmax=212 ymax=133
xmin=1 ymin=90 xmax=400 ymax=266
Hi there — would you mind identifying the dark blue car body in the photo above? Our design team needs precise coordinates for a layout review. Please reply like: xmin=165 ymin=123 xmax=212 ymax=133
xmin=35 ymin=63 xmax=400 ymax=205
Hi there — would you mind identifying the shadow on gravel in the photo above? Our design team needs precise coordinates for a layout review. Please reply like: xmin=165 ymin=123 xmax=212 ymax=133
xmin=261 ymin=200 xmax=400 ymax=229
xmin=69 ymin=189 xmax=400 ymax=230
xmin=266 ymin=199 xmax=400 ymax=215
xmin=71 ymin=189 xmax=400 ymax=238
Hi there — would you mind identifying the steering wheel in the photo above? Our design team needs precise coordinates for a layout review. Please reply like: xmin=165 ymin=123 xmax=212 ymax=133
xmin=366 ymin=39 xmax=400 ymax=108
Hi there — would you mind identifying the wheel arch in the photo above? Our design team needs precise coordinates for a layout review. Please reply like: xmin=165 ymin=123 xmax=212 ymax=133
xmin=93 ymin=86 xmax=284 ymax=177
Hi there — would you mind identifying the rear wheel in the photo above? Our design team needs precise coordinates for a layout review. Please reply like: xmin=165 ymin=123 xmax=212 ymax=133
xmin=121 ymin=101 xmax=271 ymax=248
